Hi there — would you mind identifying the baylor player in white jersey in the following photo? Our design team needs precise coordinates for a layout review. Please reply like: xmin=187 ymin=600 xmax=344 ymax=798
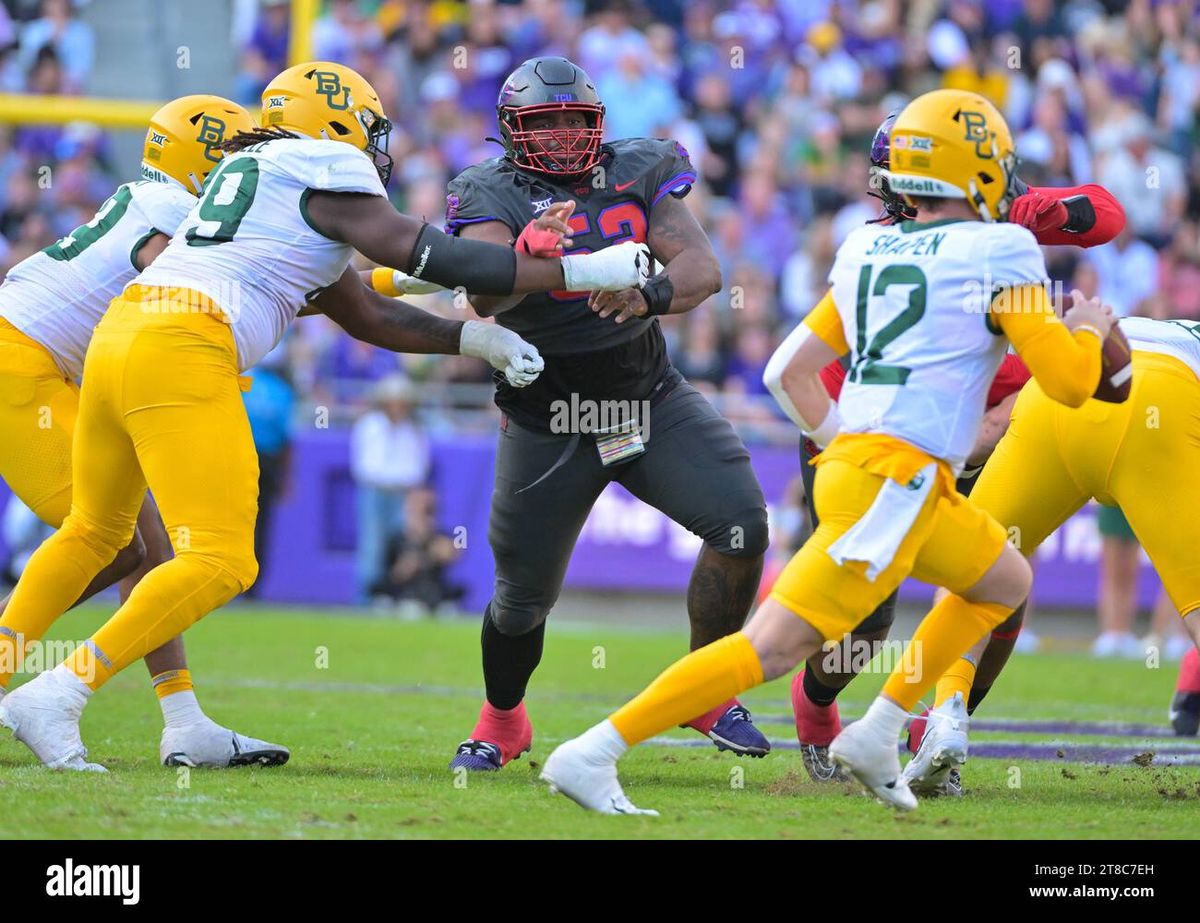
xmin=827 ymin=219 xmax=1046 ymax=471
xmin=539 ymin=89 xmax=1112 ymax=816
xmin=0 ymin=61 xmax=649 ymax=772
xmin=1 ymin=180 xmax=192 ymax=380
xmin=0 ymin=95 xmax=291 ymax=769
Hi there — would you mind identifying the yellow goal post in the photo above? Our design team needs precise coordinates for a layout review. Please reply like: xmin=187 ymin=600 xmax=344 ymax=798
xmin=0 ymin=0 xmax=318 ymax=129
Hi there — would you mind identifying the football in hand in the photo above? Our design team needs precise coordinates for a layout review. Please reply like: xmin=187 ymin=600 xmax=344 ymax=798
xmin=1060 ymin=291 xmax=1132 ymax=404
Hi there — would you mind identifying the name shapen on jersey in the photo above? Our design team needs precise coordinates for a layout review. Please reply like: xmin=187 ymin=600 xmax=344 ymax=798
xmin=828 ymin=218 xmax=1047 ymax=469
xmin=0 ymin=181 xmax=194 ymax=380
xmin=138 ymin=137 xmax=387 ymax=371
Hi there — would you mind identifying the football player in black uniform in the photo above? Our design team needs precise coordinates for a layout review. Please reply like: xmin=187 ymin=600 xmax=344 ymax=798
xmin=439 ymin=57 xmax=770 ymax=771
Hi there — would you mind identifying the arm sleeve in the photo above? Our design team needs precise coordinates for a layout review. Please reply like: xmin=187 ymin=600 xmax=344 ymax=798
xmin=991 ymin=284 xmax=1100 ymax=408
xmin=1026 ymin=183 xmax=1126 ymax=248
xmin=803 ymin=289 xmax=850 ymax=355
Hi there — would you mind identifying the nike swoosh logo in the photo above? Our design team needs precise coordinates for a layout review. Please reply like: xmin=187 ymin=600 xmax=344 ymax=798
xmin=613 ymin=180 xmax=637 ymax=192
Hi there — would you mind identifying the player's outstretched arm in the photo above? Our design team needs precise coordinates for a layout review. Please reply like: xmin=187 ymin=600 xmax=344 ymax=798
xmin=305 ymin=191 xmax=647 ymax=297
xmin=311 ymin=269 xmax=544 ymax=386
xmin=1010 ymin=183 xmax=1126 ymax=248
xmin=763 ymin=290 xmax=848 ymax=446
xmin=588 ymin=194 xmax=722 ymax=323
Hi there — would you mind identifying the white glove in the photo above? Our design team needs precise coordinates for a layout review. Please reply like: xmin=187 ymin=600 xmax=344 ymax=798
xmin=391 ymin=269 xmax=446 ymax=295
xmin=459 ymin=320 xmax=545 ymax=388
xmin=561 ymin=240 xmax=652 ymax=292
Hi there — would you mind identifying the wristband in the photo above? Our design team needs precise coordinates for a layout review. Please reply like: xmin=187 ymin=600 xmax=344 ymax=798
xmin=371 ymin=266 xmax=401 ymax=297
xmin=1073 ymin=324 xmax=1104 ymax=342
xmin=641 ymin=273 xmax=674 ymax=315
xmin=1060 ymin=195 xmax=1097 ymax=234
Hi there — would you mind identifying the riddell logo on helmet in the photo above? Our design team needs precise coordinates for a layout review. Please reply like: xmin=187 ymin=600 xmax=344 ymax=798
xmin=888 ymin=176 xmax=941 ymax=193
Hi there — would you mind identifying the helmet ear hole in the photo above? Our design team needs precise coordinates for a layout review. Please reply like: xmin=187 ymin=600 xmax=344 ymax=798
xmin=977 ymin=171 xmax=994 ymax=185
xmin=328 ymin=121 xmax=351 ymax=136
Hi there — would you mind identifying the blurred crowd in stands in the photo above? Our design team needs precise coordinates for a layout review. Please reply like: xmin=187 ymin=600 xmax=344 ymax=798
xmin=5 ymin=0 xmax=1200 ymax=417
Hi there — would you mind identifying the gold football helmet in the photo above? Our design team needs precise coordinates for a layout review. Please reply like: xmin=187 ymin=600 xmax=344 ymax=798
xmin=885 ymin=88 xmax=1019 ymax=222
xmin=141 ymin=95 xmax=256 ymax=195
xmin=261 ymin=61 xmax=393 ymax=184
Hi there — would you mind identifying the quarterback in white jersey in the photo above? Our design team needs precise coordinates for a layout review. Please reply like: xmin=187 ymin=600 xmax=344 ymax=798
xmin=0 ymin=61 xmax=651 ymax=773
xmin=826 ymin=219 xmax=1047 ymax=471
xmin=539 ymin=89 xmax=1111 ymax=817
xmin=0 ymin=94 xmax=290 ymax=770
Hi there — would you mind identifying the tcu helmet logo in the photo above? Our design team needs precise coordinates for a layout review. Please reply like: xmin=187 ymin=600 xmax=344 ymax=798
xmin=313 ymin=70 xmax=351 ymax=110
xmin=195 ymin=115 xmax=227 ymax=163
xmin=959 ymin=110 xmax=994 ymax=159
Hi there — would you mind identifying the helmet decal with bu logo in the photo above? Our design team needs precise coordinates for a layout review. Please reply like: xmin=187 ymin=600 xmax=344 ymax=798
xmin=496 ymin=56 xmax=605 ymax=178
xmin=958 ymin=109 xmax=994 ymax=158
xmin=195 ymin=114 xmax=227 ymax=163
xmin=314 ymin=70 xmax=351 ymax=111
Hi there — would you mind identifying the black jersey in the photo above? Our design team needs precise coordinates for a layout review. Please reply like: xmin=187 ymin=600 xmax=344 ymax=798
xmin=445 ymin=137 xmax=696 ymax=430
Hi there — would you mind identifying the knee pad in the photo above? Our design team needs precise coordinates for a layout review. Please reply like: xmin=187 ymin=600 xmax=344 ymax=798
xmin=706 ymin=503 xmax=769 ymax=559
xmin=486 ymin=598 xmax=550 ymax=637
xmin=61 ymin=509 xmax=136 ymax=564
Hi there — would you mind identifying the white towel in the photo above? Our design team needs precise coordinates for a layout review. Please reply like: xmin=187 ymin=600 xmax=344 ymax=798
xmin=827 ymin=462 xmax=938 ymax=581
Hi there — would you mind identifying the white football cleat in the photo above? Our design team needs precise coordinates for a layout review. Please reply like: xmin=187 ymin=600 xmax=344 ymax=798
xmin=829 ymin=718 xmax=916 ymax=811
xmin=903 ymin=692 xmax=969 ymax=796
xmin=541 ymin=738 xmax=658 ymax=816
xmin=160 ymin=719 xmax=290 ymax=768
xmin=0 ymin=670 xmax=106 ymax=772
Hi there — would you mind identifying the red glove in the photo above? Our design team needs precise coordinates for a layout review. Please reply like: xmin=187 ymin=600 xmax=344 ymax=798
xmin=514 ymin=219 xmax=564 ymax=258
xmin=1008 ymin=191 xmax=1069 ymax=235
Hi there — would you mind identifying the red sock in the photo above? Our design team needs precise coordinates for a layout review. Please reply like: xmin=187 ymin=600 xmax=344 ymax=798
xmin=684 ymin=697 xmax=737 ymax=735
xmin=907 ymin=708 xmax=931 ymax=754
xmin=1177 ymin=646 xmax=1200 ymax=694
xmin=791 ymin=671 xmax=841 ymax=747
xmin=470 ymin=700 xmax=533 ymax=763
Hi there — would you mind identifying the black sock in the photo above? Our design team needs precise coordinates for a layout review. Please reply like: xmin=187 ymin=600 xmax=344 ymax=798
xmin=481 ymin=605 xmax=546 ymax=711
xmin=967 ymin=684 xmax=991 ymax=716
xmin=803 ymin=666 xmax=842 ymax=707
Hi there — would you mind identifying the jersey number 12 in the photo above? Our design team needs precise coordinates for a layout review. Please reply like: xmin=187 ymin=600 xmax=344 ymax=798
xmin=848 ymin=263 xmax=928 ymax=386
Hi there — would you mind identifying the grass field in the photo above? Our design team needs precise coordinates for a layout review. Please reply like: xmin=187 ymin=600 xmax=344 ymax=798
xmin=2 ymin=603 xmax=1198 ymax=839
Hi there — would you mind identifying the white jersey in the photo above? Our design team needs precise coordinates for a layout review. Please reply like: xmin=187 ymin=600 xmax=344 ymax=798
xmin=828 ymin=219 xmax=1047 ymax=469
xmin=137 ymin=137 xmax=387 ymax=371
xmin=1121 ymin=316 xmax=1200 ymax=381
xmin=0 ymin=181 xmax=193 ymax=380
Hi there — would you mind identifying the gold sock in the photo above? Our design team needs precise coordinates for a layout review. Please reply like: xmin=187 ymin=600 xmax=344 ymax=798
xmin=151 ymin=669 xmax=194 ymax=699
xmin=933 ymin=657 xmax=977 ymax=709
xmin=882 ymin=596 xmax=1011 ymax=712
xmin=610 ymin=632 xmax=764 ymax=746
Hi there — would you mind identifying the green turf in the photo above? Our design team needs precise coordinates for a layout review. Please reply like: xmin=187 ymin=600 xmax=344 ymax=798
xmin=1 ymin=604 xmax=1197 ymax=839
